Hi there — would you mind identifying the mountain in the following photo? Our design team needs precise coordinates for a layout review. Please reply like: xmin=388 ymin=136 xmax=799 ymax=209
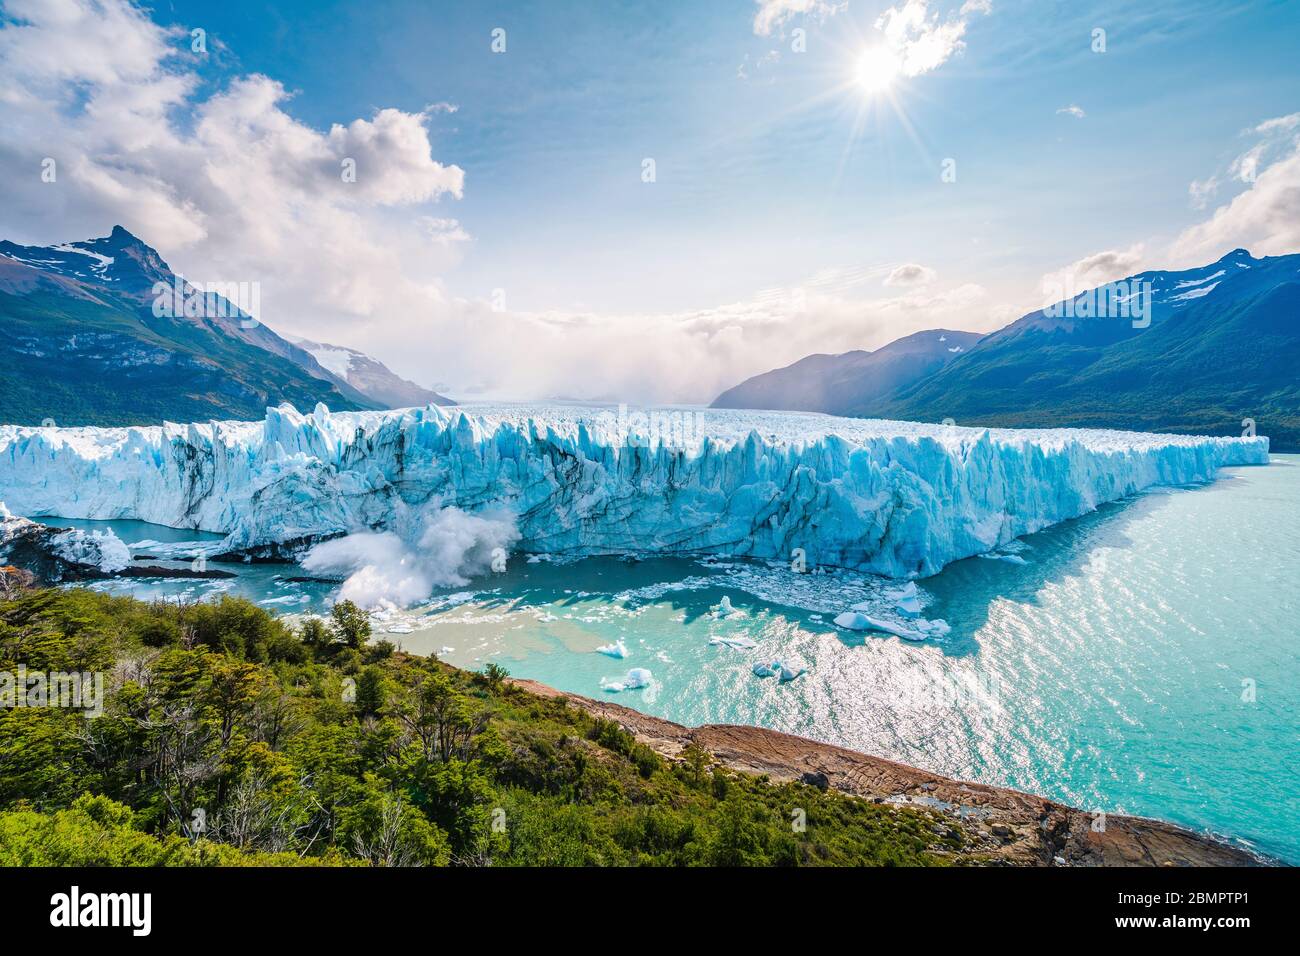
xmin=711 ymin=329 xmax=983 ymax=414
xmin=0 ymin=227 xmax=382 ymax=427
xmin=287 ymin=335 xmax=454 ymax=408
xmin=711 ymin=249 xmax=1300 ymax=450
xmin=884 ymin=249 xmax=1300 ymax=448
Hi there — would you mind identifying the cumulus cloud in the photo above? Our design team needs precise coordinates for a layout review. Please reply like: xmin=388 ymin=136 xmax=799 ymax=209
xmin=0 ymin=0 xmax=465 ymax=339
xmin=883 ymin=263 xmax=938 ymax=287
xmin=1172 ymin=148 xmax=1300 ymax=264
xmin=875 ymin=0 xmax=991 ymax=78
xmin=1039 ymin=244 xmax=1147 ymax=302
xmin=1171 ymin=112 xmax=1300 ymax=265
xmin=752 ymin=0 xmax=844 ymax=36
xmin=0 ymin=0 xmax=1011 ymax=408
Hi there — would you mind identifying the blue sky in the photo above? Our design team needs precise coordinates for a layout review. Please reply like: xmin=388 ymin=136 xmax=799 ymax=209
xmin=154 ymin=0 xmax=1300 ymax=313
xmin=4 ymin=0 xmax=1300 ymax=399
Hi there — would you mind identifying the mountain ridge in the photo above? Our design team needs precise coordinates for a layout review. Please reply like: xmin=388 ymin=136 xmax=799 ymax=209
xmin=712 ymin=249 xmax=1300 ymax=450
xmin=0 ymin=227 xmax=453 ymax=426
xmin=712 ymin=328 xmax=983 ymax=414
xmin=287 ymin=334 xmax=455 ymax=409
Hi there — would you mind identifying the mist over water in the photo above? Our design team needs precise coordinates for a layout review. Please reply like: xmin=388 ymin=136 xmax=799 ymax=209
xmin=52 ymin=457 xmax=1300 ymax=863
xmin=301 ymin=504 xmax=519 ymax=608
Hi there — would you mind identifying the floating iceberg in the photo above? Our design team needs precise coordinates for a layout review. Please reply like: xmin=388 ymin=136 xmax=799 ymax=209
xmin=595 ymin=639 xmax=629 ymax=658
xmin=714 ymin=595 xmax=738 ymax=618
xmin=833 ymin=610 xmax=948 ymax=643
xmin=889 ymin=581 xmax=923 ymax=617
xmin=710 ymin=635 xmax=758 ymax=649
xmin=753 ymin=659 xmax=806 ymax=682
xmin=602 ymin=667 xmax=653 ymax=692
xmin=979 ymin=552 xmax=1029 ymax=565
xmin=833 ymin=611 xmax=874 ymax=631
xmin=0 ymin=402 xmax=1269 ymax=583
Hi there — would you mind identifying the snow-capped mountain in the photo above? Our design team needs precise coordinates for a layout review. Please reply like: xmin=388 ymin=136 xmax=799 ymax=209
xmin=287 ymin=335 xmax=454 ymax=409
xmin=711 ymin=249 xmax=1300 ymax=450
xmin=885 ymin=249 xmax=1300 ymax=447
xmin=0 ymin=225 xmax=173 ymax=296
xmin=0 ymin=226 xmax=454 ymax=426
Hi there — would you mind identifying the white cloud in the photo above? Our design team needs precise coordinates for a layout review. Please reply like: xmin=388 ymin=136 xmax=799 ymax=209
xmin=1188 ymin=175 xmax=1219 ymax=210
xmin=1253 ymin=112 xmax=1300 ymax=136
xmin=456 ymin=279 xmax=1002 ymax=404
xmin=1039 ymin=244 xmax=1147 ymax=301
xmin=752 ymin=0 xmax=843 ymax=37
xmin=0 ymin=1 xmax=465 ymax=346
xmin=1056 ymin=104 xmax=1085 ymax=119
xmin=883 ymin=263 xmax=938 ymax=287
xmin=1172 ymin=147 xmax=1300 ymax=265
xmin=874 ymin=0 xmax=991 ymax=78
xmin=0 ymin=0 xmax=1012 ymax=407
xmin=737 ymin=49 xmax=781 ymax=80
xmin=1172 ymin=112 xmax=1300 ymax=264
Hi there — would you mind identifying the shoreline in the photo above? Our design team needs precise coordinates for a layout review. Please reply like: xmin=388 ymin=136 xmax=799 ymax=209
xmin=510 ymin=677 xmax=1270 ymax=867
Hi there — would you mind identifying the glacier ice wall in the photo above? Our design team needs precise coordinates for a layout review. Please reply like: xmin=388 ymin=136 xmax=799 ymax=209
xmin=0 ymin=402 xmax=1271 ymax=578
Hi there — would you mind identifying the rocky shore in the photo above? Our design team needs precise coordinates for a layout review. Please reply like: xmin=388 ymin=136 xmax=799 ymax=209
xmin=512 ymin=678 xmax=1266 ymax=867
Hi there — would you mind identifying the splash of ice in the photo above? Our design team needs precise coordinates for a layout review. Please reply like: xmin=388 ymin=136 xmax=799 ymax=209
xmin=301 ymin=503 xmax=519 ymax=609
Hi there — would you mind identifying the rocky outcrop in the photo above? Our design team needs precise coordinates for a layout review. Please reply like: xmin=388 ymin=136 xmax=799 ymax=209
xmin=512 ymin=678 xmax=1266 ymax=867
xmin=0 ymin=512 xmax=232 ymax=586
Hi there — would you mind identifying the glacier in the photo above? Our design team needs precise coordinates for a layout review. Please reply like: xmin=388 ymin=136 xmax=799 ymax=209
xmin=0 ymin=401 xmax=1270 ymax=581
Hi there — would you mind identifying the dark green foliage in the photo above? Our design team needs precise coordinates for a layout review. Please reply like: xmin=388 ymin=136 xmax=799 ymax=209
xmin=329 ymin=600 xmax=371 ymax=649
xmin=478 ymin=661 xmax=509 ymax=691
xmin=355 ymin=667 xmax=385 ymax=717
xmin=299 ymin=617 xmax=330 ymax=648
xmin=0 ymin=588 xmax=965 ymax=867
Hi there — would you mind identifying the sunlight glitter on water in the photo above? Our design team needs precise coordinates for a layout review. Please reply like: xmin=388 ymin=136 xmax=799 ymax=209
xmin=47 ymin=456 xmax=1300 ymax=862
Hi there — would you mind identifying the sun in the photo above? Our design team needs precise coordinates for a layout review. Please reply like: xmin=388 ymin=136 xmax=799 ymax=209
xmin=855 ymin=48 xmax=902 ymax=94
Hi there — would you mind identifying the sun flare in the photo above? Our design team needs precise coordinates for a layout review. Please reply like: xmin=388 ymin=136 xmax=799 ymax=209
xmin=855 ymin=48 xmax=902 ymax=94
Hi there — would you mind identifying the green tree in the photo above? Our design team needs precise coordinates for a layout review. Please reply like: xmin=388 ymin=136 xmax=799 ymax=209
xmin=329 ymin=601 xmax=370 ymax=649
xmin=682 ymin=743 xmax=711 ymax=789
xmin=299 ymin=616 xmax=330 ymax=648
xmin=479 ymin=661 xmax=509 ymax=692
xmin=355 ymin=667 xmax=385 ymax=717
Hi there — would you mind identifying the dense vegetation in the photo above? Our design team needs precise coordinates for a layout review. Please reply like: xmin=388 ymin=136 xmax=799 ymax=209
xmin=0 ymin=588 xmax=964 ymax=866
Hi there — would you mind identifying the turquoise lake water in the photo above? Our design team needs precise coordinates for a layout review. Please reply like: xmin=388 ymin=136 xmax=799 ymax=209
xmin=52 ymin=455 xmax=1300 ymax=862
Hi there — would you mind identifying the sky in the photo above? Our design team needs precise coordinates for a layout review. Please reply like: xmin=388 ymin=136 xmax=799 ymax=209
xmin=2 ymin=0 xmax=1299 ymax=403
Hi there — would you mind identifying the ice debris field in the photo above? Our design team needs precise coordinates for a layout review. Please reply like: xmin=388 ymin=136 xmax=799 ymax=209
xmin=0 ymin=401 xmax=1269 ymax=595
